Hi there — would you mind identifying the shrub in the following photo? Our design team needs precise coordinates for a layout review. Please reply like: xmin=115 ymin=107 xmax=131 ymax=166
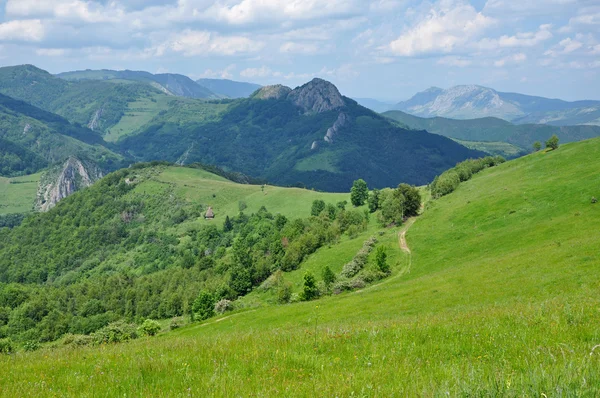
xmin=276 ymin=283 xmax=292 ymax=304
xmin=169 ymin=320 xmax=181 ymax=330
xmin=192 ymin=290 xmax=216 ymax=321
xmin=92 ymin=321 xmax=139 ymax=344
xmin=0 ymin=338 xmax=14 ymax=354
xmin=22 ymin=340 xmax=40 ymax=352
xmin=546 ymin=134 xmax=559 ymax=150
xmin=139 ymin=319 xmax=161 ymax=336
xmin=62 ymin=333 xmax=94 ymax=347
xmin=375 ymin=246 xmax=389 ymax=274
xmin=214 ymin=299 xmax=234 ymax=314
xmin=322 ymin=266 xmax=336 ymax=289
xmin=311 ymin=200 xmax=326 ymax=216
xmin=592 ymin=197 xmax=597 ymax=204
xmin=300 ymin=271 xmax=319 ymax=301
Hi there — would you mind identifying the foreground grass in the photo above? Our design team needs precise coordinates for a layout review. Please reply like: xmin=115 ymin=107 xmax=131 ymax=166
xmin=0 ymin=172 xmax=41 ymax=214
xmin=2 ymin=139 xmax=600 ymax=396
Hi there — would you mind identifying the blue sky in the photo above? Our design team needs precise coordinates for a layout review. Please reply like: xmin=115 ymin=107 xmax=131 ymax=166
xmin=0 ymin=0 xmax=598 ymax=101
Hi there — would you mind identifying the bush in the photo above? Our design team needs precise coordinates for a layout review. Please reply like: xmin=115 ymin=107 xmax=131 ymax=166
xmin=62 ymin=333 xmax=94 ymax=347
xmin=192 ymin=290 xmax=215 ymax=321
xmin=214 ymin=299 xmax=234 ymax=314
xmin=375 ymin=246 xmax=389 ymax=274
xmin=169 ymin=320 xmax=181 ymax=330
xmin=22 ymin=340 xmax=40 ymax=352
xmin=592 ymin=197 xmax=597 ymax=204
xmin=276 ymin=283 xmax=292 ymax=304
xmin=0 ymin=338 xmax=14 ymax=354
xmin=546 ymin=134 xmax=559 ymax=150
xmin=311 ymin=200 xmax=326 ymax=216
xmin=139 ymin=319 xmax=161 ymax=336
xmin=92 ymin=321 xmax=139 ymax=344
xmin=300 ymin=271 xmax=319 ymax=301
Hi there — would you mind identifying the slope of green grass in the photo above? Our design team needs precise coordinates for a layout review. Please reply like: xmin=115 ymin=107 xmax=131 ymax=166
xmin=0 ymin=172 xmax=41 ymax=214
xmin=2 ymin=139 xmax=600 ymax=395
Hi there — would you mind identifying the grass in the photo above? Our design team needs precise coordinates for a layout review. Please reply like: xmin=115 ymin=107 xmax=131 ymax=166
xmin=104 ymin=93 xmax=171 ymax=142
xmin=2 ymin=139 xmax=600 ymax=395
xmin=0 ymin=172 xmax=41 ymax=214
xmin=453 ymin=138 xmax=525 ymax=158
xmin=294 ymin=151 xmax=341 ymax=173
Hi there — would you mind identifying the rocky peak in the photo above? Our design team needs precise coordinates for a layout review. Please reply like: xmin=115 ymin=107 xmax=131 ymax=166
xmin=36 ymin=157 xmax=103 ymax=212
xmin=287 ymin=78 xmax=345 ymax=114
xmin=252 ymin=84 xmax=292 ymax=100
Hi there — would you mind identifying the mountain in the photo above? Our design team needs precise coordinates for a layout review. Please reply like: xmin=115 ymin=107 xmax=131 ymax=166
xmin=352 ymin=98 xmax=396 ymax=113
xmin=196 ymin=78 xmax=261 ymax=98
xmin=119 ymin=78 xmax=485 ymax=191
xmin=57 ymin=69 xmax=219 ymax=99
xmin=383 ymin=110 xmax=600 ymax=155
xmin=0 ymin=65 xmax=174 ymax=136
xmin=394 ymin=85 xmax=600 ymax=125
xmin=0 ymin=92 xmax=122 ymax=177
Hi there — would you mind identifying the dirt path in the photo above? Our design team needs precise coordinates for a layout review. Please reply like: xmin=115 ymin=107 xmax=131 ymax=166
xmin=398 ymin=218 xmax=415 ymax=254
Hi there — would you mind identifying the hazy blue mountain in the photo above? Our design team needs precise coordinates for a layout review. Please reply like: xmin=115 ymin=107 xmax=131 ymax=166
xmin=57 ymin=69 xmax=218 ymax=99
xmin=383 ymin=110 xmax=600 ymax=153
xmin=196 ymin=78 xmax=262 ymax=98
xmin=394 ymin=85 xmax=600 ymax=125
xmin=352 ymin=98 xmax=396 ymax=113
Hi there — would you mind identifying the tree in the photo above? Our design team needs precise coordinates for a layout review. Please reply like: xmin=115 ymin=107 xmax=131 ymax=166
xmin=546 ymin=134 xmax=559 ymax=150
xmin=336 ymin=200 xmax=347 ymax=210
xmin=533 ymin=141 xmax=542 ymax=152
xmin=223 ymin=215 xmax=233 ymax=232
xmin=380 ymin=190 xmax=405 ymax=225
xmin=350 ymin=179 xmax=368 ymax=207
xmin=311 ymin=200 xmax=326 ymax=216
xmin=192 ymin=290 xmax=215 ymax=321
xmin=397 ymin=184 xmax=421 ymax=217
xmin=301 ymin=271 xmax=319 ymax=301
xmin=139 ymin=319 xmax=161 ymax=336
xmin=368 ymin=189 xmax=380 ymax=213
xmin=375 ymin=246 xmax=389 ymax=274
xmin=322 ymin=266 xmax=336 ymax=289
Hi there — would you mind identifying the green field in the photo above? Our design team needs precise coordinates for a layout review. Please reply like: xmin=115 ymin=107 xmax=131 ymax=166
xmin=0 ymin=172 xmax=40 ymax=214
xmin=453 ymin=138 xmax=525 ymax=158
xmin=2 ymin=139 xmax=600 ymax=395
xmin=104 ymin=93 xmax=172 ymax=142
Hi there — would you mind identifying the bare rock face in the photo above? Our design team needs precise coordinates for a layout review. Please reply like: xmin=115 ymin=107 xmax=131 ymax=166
xmin=88 ymin=107 xmax=104 ymax=131
xmin=324 ymin=112 xmax=349 ymax=143
xmin=36 ymin=157 xmax=103 ymax=212
xmin=287 ymin=78 xmax=345 ymax=114
xmin=253 ymin=85 xmax=292 ymax=100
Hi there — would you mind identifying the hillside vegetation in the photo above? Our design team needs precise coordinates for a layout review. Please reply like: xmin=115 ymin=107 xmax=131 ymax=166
xmin=2 ymin=138 xmax=598 ymax=395
xmin=384 ymin=110 xmax=600 ymax=155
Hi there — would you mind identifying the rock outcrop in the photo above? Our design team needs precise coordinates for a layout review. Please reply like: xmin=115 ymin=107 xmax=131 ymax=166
xmin=88 ymin=107 xmax=104 ymax=131
xmin=324 ymin=112 xmax=349 ymax=143
xmin=252 ymin=85 xmax=292 ymax=100
xmin=36 ymin=157 xmax=103 ymax=212
xmin=287 ymin=78 xmax=345 ymax=114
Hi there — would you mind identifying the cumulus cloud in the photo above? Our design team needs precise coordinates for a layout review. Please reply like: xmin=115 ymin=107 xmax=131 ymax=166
xmin=389 ymin=0 xmax=494 ymax=56
xmin=437 ymin=56 xmax=472 ymax=67
xmin=36 ymin=48 xmax=70 ymax=57
xmin=493 ymin=52 xmax=526 ymax=67
xmin=483 ymin=0 xmax=576 ymax=16
xmin=154 ymin=30 xmax=265 ymax=57
xmin=0 ymin=19 xmax=45 ymax=42
xmin=477 ymin=24 xmax=553 ymax=50
xmin=544 ymin=37 xmax=583 ymax=57
xmin=6 ymin=0 xmax=125 ymax=23
xmin=279 ymin=41 xmax=321 ymax=55
xmin=240 ymin=66 xmax=278 ymax=78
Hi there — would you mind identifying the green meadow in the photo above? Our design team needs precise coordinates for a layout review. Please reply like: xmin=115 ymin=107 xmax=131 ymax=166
xmin=0 ymin=172 xmax=40 ymax=215
xmin=1 ymin=139 xmax=600 ymax=396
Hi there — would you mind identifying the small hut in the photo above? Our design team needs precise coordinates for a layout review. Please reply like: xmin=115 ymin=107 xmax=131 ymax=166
xmin=205 ymin=206 xmax=215 ymax=219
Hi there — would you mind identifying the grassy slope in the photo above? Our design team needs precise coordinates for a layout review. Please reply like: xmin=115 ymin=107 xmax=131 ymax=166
xmin=0 ymin=172 xmax=41 ymax=214
xmin=2 ymin=140 xmax=600 ymax=395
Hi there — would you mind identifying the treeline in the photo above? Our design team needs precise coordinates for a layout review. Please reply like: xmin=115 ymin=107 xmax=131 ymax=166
xmin=430 ymin=156 xmax=505 ymax=199
xmin=0 ymin=166 xmax=369 ymax=345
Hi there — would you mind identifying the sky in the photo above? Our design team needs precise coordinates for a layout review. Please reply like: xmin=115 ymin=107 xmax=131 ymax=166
xmin=0 ymin=0 xmax=599 ymax=101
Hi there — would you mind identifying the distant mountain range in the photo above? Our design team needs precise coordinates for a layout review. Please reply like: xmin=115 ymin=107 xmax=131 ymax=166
xmin=56 ymin=69 xmax=262 ymax=99
xmin=352 ymin=98 xmax=396 ymax=113
xmin=196 ymin=78 xmax=262 ymax=98
xmin=393 ymin=85 xmax=600 ymax=126
xmin=383 ymin=110 xmax=600 ymax=157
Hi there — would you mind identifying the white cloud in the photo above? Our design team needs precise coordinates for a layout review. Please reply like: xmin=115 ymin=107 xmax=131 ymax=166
xmin=204 ymin=0 xmax=362 ymax=25
xmin=590 ymin=44 xmax=600 ymax=55
xmin=36 ymin=48 xmax=70 ymax=57
xmin=280 ymin=42 xmax=320 ymax=55
xmin=494 ymin=52 xmax=526 ymax=67
xmin=544 ymin=37 xmax=583 ymax=57
xmin=483 ymin=0 xmax=576 ymax=16
xmin=6 ymin=0 xmax=125 ymax=23
xmin=155 ymin=30 xmax=265 ymax=57
xmin=389 ymin=0 xmax=494 ymax=56
xmin=477 ymin=24 xmax=552 ymax=50
xmin=240 ymin=66 xmax=278 ymax=78
xmin=437 ymin=56 xmax=472 ymax=67
xmin=0 ymin=19 xmax=45 ymax=42
xmin=197 ymin=64 xmax=237 ymax=79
